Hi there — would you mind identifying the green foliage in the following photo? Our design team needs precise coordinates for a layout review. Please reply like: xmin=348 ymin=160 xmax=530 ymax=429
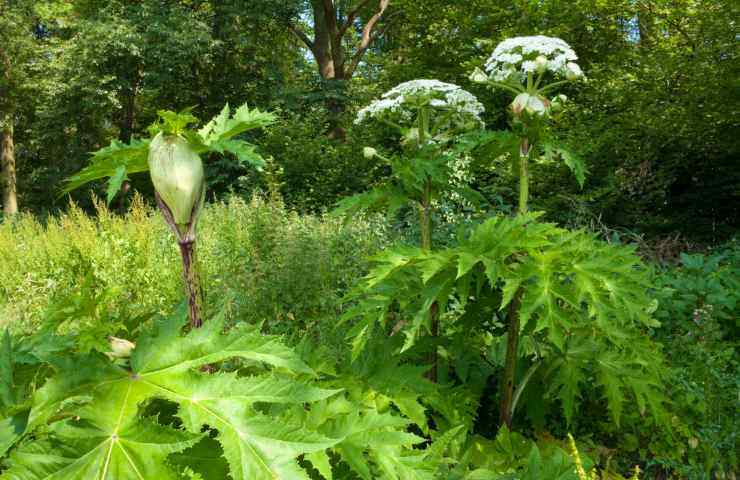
xmin=61 ymin=103 xmax=276 ymax=201
xmin=0 ymin=195 xmax=385 ymax=334
xmin=0 ymin=302 xmax=456 ymax=479
xmin=632 ymin=243 xmax=738 ymax=478
xmin=334 ymin=148 xmax=463 ymax=220
xmin=253 ymin=108 xmax=381 ymax=211
xmin=62 ymin=139 xmax=151 ymax=196
xmin=345 ymin=214 xmax=666 ymax=425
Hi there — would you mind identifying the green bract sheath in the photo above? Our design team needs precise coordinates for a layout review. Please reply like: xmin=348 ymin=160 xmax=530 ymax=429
xmin=148 ymin=132 xmax=204 ymax=226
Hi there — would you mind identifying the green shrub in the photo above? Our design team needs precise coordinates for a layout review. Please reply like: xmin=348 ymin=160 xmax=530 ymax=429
xmin=642 ymin=243 xmax=739 ymax=478
xmin=0 ymin=195 xmax=387 ymax=335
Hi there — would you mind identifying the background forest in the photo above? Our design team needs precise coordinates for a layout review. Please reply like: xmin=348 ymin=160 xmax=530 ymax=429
xmin=0 ymin=0 xmax=738 ymax=479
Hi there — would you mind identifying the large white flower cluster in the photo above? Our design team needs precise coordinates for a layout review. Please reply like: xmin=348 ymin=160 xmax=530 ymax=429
xmin=355 ymin=79 xmax=484 ymax=125
xmin=484 ymin=35 xmax=583 ymax=82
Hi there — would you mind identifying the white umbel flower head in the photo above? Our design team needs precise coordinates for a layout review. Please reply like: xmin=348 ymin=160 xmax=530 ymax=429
xmin=355 ymin=79 xmax=485 ymax=125
xmin=485 ymin=35 xmax=583 ymax=83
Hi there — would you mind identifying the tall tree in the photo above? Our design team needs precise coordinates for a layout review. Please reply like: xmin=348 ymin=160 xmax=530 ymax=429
xmin=0 ymin=0 xmax=35 ymax=216
xmin=290 ymin=0 xmax=391 ymax=81
xmin=286 ymin=0 xmax=395 ymax=137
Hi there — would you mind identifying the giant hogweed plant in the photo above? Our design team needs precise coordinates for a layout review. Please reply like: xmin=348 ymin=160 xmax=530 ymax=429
xmin=0 ymin=104 xmax=451 ymax=479
xmin=337 ymin=80 xmax=486 ymax=380
xmin=338 ymin=79 xmax=487 ymax=249
xmin=62 ymin=103 xmax=277 ymax=328
xmin=344 ymin=36 xmax=667 ymax=430
xmin=345 ymin=214 xmax=667 ymax=424
xmin=476 ymin=35 xmax=588 ymax=428
xmin=0 ymin=303 xmax=455 ymax=479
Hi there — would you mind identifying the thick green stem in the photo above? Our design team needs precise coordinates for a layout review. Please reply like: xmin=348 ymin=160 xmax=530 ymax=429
xmin=155 ymin=191 xmax=205 ymax=329
xmin=500 ymin=137 xmax=531 ymax=427
xmin=416 ymin=107 xmax=439 ymax=382
xmin=518 ymin=138 xmax=530 ymax=214
xmin=419 ymin=178 xmax=438 ymax=381
xmin=419 ymin=191 xmax=433 ymax=251
xmin=499 ymin=291 xmax=521 ymax=428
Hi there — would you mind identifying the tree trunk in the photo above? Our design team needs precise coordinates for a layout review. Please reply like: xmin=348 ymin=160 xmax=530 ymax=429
xmin=1 ymin=124 xmax=18 ymax=216
xmin=312 ymin=0 xmax=335 ymax=80
xmin=120 ymin=71 xmax=141 ymax=142
xmin=290 ymin=1 xmax=391 ymax=139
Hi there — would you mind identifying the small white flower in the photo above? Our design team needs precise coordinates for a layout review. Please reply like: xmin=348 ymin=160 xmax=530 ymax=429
xmin=363 ymin=146 xmax=378 ymax=159
xmin=469 ymin=67 xmax=489 ymax=83
xmin=521 ymin=60 xmax=538 ymax=73
xmin=565 ymin=62 xmax=583 ymax=80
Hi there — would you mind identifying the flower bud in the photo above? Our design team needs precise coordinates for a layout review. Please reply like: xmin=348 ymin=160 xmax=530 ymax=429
xmin=402 ymin=127 xmax=420 ymax=146
xmin=526 ymin=95 xmax=549 ymax=115
xmin=565 ymin=62 xmax=583 ymax=80
xmin=363 ymin=146 xmax=378 ymax=159
xmin=107 ymin=336 xmax=135 ymax=358
xmin=550 ymin=93 xmax=567 ymax=112
xmin=535 ymin=55 xmax=548 ymax=74
xmin=511 ymin=92 xmax=550 ymax=117
xmin=469 ymin=67 xmax=489 ymax=84
xmin=511 ymin=93 xmax=531 ymax=116
xmin=148 ymin=132 xmax=205 ymax=226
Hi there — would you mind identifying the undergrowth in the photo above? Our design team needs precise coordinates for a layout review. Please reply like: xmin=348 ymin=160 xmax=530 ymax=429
xmin=0 ymin=194 xmax=387 ymax=335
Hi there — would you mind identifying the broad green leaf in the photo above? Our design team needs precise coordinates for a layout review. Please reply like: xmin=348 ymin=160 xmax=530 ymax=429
xmin=0 ymin=411 xmax=28 ymax=458
xmin=456 ymin=252 xmax=480 ymax=279
xmin=0 ymin=330 xmax=13 ymax=407
xmin=8 ymin=310 xmax=342 ymax=480
xmin=1 ymin=420 xmax=200 ymax=480
xmin=306 ymin=450 xmax=333 ymax=480
xmin=105 ymin=165 xmax=127 ymax=205
xmin=61 ymin=139 xmax=150 ymax=195
xmin=198 ymin=103 xmax=276 ymax=146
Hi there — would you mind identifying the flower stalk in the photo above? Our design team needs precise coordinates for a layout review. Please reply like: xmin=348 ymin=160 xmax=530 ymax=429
xmin=148 ymin=133 xmax=206 ymax=328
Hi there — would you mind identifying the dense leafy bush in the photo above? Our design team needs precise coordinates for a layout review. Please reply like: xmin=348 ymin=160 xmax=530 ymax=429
xmin=345 ymin=213 xmax=667 ymax=425
xmin=0 ymin=195 xmax=386 ymax=333
xmin=641 ymin=244 xmax=738 ymax=478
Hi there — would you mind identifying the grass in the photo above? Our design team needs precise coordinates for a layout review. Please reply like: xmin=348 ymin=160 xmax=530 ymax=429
xmin=0 ymin=194 xmax=388 ymax=335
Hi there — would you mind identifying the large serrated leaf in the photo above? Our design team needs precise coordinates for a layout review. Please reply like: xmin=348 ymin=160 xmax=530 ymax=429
xmin=61 ymin=139 xmax=150 ymax=195
xmin=7 ymin=310 xmax=342 ymax=480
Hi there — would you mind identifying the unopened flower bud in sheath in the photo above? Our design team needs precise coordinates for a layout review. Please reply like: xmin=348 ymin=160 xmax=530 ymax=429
xmin=148 ymin=132 xmax=205 ymax=226
xmin=107 ymin=336 xmax=135 ymax=358
xmin=511 ymin=92 xmax=550 ymax=117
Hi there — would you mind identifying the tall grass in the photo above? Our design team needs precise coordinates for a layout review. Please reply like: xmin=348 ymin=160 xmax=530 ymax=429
xmin=0 ymin=194 xmax=387 ymax=334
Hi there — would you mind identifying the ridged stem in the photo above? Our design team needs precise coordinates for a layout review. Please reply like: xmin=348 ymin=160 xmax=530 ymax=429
xmin=500 ymin=137 xmax=531 ymax=427
xmin=178 ymin=239 xmax=203 ymax=328
xmin=155 ymin=191 xmax=205 ymax=328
